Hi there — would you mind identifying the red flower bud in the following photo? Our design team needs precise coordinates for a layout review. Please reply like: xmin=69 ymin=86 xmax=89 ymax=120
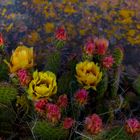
xmin=125 ymin=118 xmax=140 ymax=135
xmin=63 ymin=117 xmax=75 ymax=129
xmin=46 ymin=103 xmax=61 ymax=123
xmin=95 ymin=38 xmax=109 ymax=55
xmin=57 ymin=94 xmax=68 ymax=109
xmin=35 ymin=99 xmax=48 ymax=113
xmin=84 ymin=38 xmax=96 ymax=55
xmin=17 ymin=69 xmax=31 ymax=86
xmin=0 ymin=33 xmax=4 ymax=46
xmin=55 ymin=27 xmax=67 ymax=41
xmin=102 ymin=56 xmax=114 ymax=69
xmin=75 ymin=89 xmax=88 ymax=105
xmin=85 ymin=114 xmax=102 ymax=134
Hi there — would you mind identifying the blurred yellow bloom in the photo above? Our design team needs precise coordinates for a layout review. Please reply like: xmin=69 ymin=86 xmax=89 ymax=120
xmin=127 ymin=29 xmax=136 ymax=37
xmin=28 ymin=71 xmax=57 ymax=100
xmin=6 ymin=45 xmax=33 ymax=73
xmin=2 ymin=8 xmax=7 ymax=16
xmin=44 ymin=22 xmax=55 ymax=33
xmin=76 ymin=61 xmax=102 ymax=90
xmin=26 ymin=31 xmax=40 ymax=46
xmin=64 ymin=5 xmax=77 ymax=14
xmin=32 ymin=0 xmax=46 ymax=4
xmin=118 ymin=9 xmax=134 ymax=24
xmin=119 ymin=9 xmax=135 ymax=18
xmin=136 ymin=24 xmax=140 ymax=29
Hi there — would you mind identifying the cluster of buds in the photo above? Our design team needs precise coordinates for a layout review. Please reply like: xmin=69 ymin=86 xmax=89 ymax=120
xmin=85 ymin=114 xmax=102 ymax=134
xmin=84 ymin=37 xmax=108 ymax=56
xmin=74 ymin=89 xmax=88 ymax=106
xmin=35 ymin=100 xmax=61 ymax=123
xmin=35 ymin=95 xmax=68 ymax=124
xmin=125 ymin=118 xmax=140 ymax=135
xmin=16 ymin=69 xmax=31 ymax=86
xmin=83 ymin=37 xmax=114 ymax=69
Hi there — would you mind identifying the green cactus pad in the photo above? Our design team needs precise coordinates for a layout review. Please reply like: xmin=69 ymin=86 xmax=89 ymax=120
xmin=33 ymin=121 xmax=68 ymax=140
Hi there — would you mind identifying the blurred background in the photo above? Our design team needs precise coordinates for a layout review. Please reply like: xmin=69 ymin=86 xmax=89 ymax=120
xmin=0 ymin=0 xmax=140 ymax=67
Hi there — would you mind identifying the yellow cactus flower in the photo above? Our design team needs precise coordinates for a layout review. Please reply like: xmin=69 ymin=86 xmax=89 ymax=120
xmin=76 ymin=61 xmax=102 ymax=90
xmin=28 ymin=71 xmax=57 ymax=100
xmin=6 ymin=45 xmax=33 ymax=73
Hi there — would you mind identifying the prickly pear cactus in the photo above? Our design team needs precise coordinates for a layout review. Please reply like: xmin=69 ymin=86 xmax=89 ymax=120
xmin=110 ymin=47 xmax=124 ymax=98
xmin=113 ymin=47 xmax=123 ymax=67
xmin=0 ymin=83 xmax=17 ymax=104
xmin=97 ymin=72 xmax=108 ymax=99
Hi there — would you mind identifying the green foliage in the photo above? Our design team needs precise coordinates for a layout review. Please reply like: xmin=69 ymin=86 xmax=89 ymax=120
xmin=82 ymin=53 xmax=93 ymax=61
xmin=58 ymin=72 xmax=73 ymax=93
xmin=133 ymin=76 xmax=140 ymax=95
xmin=54 ymin=40 xmax=66 ymax=49
xmin=82 ymin=127 xmax=131 ymax=140
xmin=0 ymin=83 xmax=17 ymax=136
xmin=0 ymin=105 xmax=16 ymax=136
xmin=0 ymin=83 xmax=17 ymax=104
xmin=97 ymin=72 xmax=108 ymax=99
xmin=44 ymin=49 xmax=61 ymax=74
xmin=0 ymin=122 xmax=13 ymax=136
xmin=113 ymin=47 xmax=123 ymax=67
xmin=104 ymin=127 xmax=131 ymax=140
xmin=58 ymin=59 xmax=78 ymax=94
xmin=0 ymin=59 xmax=9 ymax=81
xmin=33 ymin=121 xmax=68 ymax=140
xmin=0 ymin=105 xmax=16 ymax=122
xmin=16 ymin=95 xmax=32 ymax=117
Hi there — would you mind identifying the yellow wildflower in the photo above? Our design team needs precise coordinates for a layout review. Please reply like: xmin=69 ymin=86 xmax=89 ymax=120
xmin=119 ymin=9 xmax=135 ymax=18
xmin=6 ymin=45 xmax=33 ymax=73
xmin=28 ymin=71 xmax=57 ymax=100
xmin=76 ymin=61 xmax=102 ymax=90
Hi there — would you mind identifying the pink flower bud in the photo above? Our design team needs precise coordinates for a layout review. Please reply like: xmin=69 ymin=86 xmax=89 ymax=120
xmin=95 ymin=38 xmax=109 ymax=55
xmin=35 ymin=99 xmax=48 ymax=113
xmin=75 ymin=89 xmax=88 ymax=105
xmin=55 ymin=26 xmax=67 ymax=41
xmin=85 ymin=114 xmax=102 ymax=134
xmin=102 ymin=56 xmax=114 ymax=69
xmin=84 ymin=39 xmax=96 ymax=55
xmin=125 ymin=118 xmax=140 ymax=134
xmin=17 ymin=69 xmax=31 ymax=86
xmin=0 ymin=33 xmax=4 ymax=46
xmin=46 ymin=103 xmax=61 ymax=123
